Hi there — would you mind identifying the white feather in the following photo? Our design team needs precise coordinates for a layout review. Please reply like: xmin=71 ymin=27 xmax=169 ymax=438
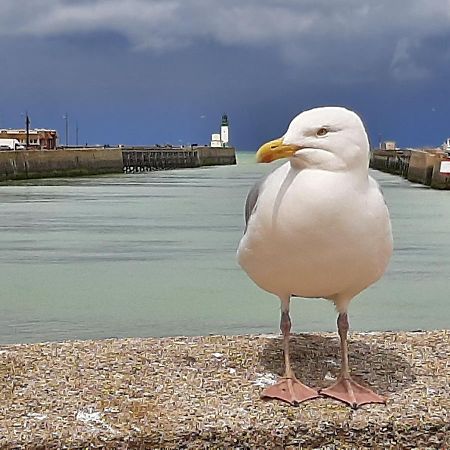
xmin=237 ymin=107 xmax=393 ymax=313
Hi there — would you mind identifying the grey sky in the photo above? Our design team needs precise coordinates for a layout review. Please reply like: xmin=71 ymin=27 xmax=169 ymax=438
xmin=1 ymin=0 xmax=449 ymax=148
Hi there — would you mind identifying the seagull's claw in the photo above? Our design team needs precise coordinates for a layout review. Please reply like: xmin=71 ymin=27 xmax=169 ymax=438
xmin=320 ymin=376 xmax=386 ymax=409
xmin=261 ymin=376 xmax=319 ymax=406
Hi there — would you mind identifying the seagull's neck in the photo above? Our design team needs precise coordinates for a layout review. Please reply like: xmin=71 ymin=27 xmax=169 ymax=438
xmin=289 ymin=157 xmax=370 ymax=186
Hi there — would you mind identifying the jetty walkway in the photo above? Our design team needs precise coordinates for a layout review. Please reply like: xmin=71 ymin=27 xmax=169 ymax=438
xmin=122 ymin=145 xmax=236 ymax=172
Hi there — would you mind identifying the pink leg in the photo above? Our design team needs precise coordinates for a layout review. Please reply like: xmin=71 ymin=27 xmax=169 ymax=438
xmin=261 ymin=298 xmax=319 ymax=405
xmin=320 ymin=313 xmax=386 ymax=409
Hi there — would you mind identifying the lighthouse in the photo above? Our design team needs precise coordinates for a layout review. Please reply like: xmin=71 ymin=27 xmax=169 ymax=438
xmin=220 ymin=114 xmax=229 ymax=147
xmin=210 ymin=113 xmax=230 ymax=147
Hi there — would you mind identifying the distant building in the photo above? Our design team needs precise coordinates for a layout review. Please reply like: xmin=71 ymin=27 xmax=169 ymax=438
xmin=210 ymin=133 xmax=222 ymax=148
xmin=380 ymin=140 xmax=396 ymax=150
xmin=210 ymin=114 xmax=230 ymax=148
xmin=442 ymin=138 xmax=450 ymax=153
xmin=0 ymin=128 xmax=58 ymax=149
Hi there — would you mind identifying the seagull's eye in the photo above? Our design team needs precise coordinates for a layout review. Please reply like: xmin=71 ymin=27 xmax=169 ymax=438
xmin=316 ymin=127 xmax=328 ymax=137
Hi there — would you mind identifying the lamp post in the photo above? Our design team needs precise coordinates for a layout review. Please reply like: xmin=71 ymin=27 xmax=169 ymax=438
xmin=25 ymin=112 xmax=30 ymax=150
xmin=19 ymin=112 xmax=30 ymax=150
xmin=63 ymin=113 xmax=69 ymax=146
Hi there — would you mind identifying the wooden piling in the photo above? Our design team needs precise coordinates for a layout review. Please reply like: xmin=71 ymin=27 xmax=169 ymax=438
xmin=121 ymin=146 xmax=236 ymax=173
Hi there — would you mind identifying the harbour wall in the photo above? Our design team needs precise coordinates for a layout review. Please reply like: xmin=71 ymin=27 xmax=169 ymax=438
xmin=197 ymin=146 xmax=237 ymax=166
xmin=0 ymin=148 xmax=123 ymax=181
xmin=370 ymin=149 xmax=450 ymax=189
xmin=0 ymin=146 xmax=236 ymax=181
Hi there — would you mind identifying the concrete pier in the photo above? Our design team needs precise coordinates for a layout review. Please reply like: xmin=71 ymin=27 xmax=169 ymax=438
xmin=370 ymin=149 xmax=450 ymax=189
xmin=0 ymin=331 xmax=448 ymax=448
xmin=0 ymin=146 xmax=237 ymax=182
xmin=430 ymin=156 xmax=450 ymax=189
xmin=0 ymin=148 xmax=123 ymax=181
xmin=407 ymin=150 xmax=440 ymax=185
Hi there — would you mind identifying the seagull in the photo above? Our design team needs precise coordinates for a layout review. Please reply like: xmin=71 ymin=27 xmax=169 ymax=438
xmin=237 ymin=106 xmax=393 ymax=408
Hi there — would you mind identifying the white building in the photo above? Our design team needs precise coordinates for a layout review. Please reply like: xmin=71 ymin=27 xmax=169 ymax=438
xmin=0 ymin=128 xmax=58 ymax=149
xmin=210 ymin=114 xmax=230 ymax=147
xmin=380 ymin=140 xmax=396 ymax=150
xmin=210 ymin=133 xmax=221 ymax=148
xmin=442 ymin=138 xmax=450 ymax=152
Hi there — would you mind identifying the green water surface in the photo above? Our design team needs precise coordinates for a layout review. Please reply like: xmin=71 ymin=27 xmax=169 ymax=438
xmin=0 ymin=152 xmax=448 ymax=343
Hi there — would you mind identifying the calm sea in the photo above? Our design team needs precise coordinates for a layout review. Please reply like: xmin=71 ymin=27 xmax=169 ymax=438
xmin=0 ymin=152 xmax=448 ymax=344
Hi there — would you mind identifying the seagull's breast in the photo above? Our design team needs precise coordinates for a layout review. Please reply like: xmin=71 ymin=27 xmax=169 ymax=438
xmin=237 ymin=163 xmax=393 ymax=300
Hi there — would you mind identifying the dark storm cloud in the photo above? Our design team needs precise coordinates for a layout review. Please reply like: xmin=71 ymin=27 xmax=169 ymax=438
xmin=1 ymin=0 xmax=450 ymax=148
xmin=3 ymin=0 xmax=450 ymax=80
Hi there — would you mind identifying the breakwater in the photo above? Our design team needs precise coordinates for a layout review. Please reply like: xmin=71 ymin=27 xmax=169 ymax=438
xmin=0 ymin=146 xmax=236 ymax=181
xmin=370 ymin=149 xmax=450 ymax=189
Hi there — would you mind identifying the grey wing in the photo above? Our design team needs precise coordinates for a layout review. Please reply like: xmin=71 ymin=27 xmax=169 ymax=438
xmin=244 ymin=176 xmax=266 ymax=233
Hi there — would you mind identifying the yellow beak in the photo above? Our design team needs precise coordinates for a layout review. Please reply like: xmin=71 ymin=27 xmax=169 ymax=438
xmin=255 ymin=138 xmax=300 ymax=163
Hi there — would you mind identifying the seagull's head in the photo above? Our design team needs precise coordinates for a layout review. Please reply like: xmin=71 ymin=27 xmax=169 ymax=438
xmin=256 ymin=107 xmax=370 ymax=172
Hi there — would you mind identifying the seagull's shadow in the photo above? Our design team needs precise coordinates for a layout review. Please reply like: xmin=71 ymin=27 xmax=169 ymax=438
xmin=259 ymin=333 xmax=415 ymax=393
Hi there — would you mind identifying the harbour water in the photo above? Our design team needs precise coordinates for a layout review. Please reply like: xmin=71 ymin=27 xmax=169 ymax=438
xmin=0 ymin=152 xmax=448 ymax=344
